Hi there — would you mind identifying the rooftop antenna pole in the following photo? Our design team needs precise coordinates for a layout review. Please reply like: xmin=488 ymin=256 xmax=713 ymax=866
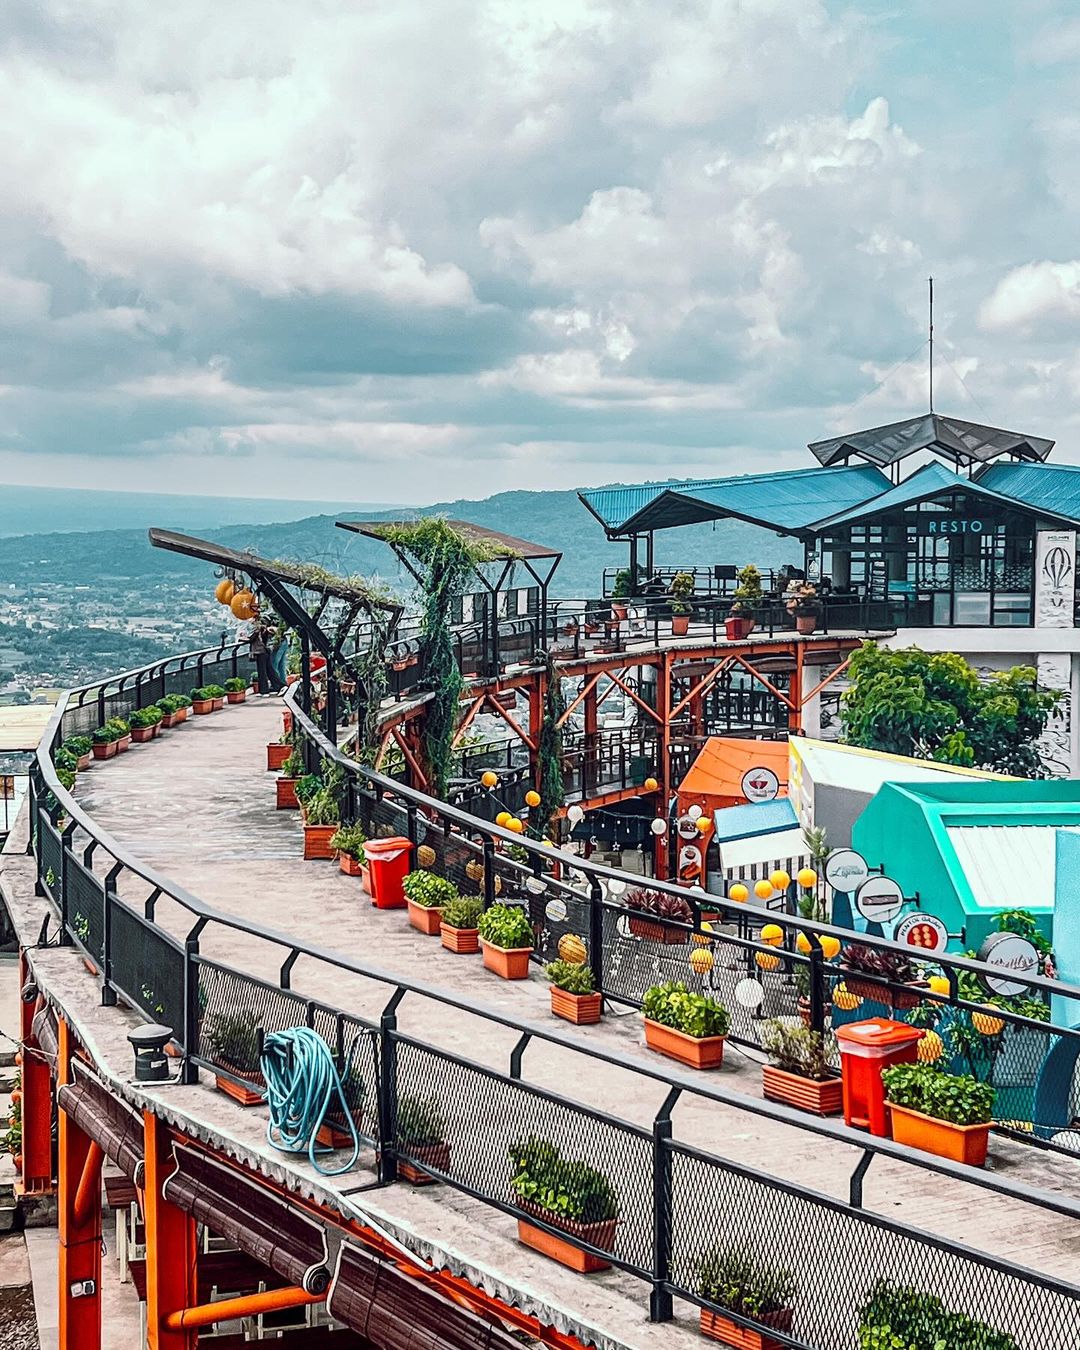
xmin=928 ymin=275 xmax=934 ymax=413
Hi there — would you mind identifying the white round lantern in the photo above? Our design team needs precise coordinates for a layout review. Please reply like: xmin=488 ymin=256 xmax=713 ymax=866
xmin=567 ymin=804 xmax=585 ymax=825
xmin=687 ymin=804 xmax=702 ymax=821
xmin=650 ymin=818 xmax=667 ymax=836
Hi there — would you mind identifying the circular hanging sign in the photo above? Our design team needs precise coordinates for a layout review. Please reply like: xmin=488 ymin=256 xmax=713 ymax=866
xmin=677 ymin=814 xmax=700 ymax=840
xmin=824 ymin=848 xmax=870 ymax=893
xmin=894 ymin=912 xmax=949 ymax=954
xmin=977 ymin=932 xmax=1041 ymax=998
xmin=854 ymin=875 xmax=905 ymax=925
xmin=544 ymin=897 xmax=568 ymax=923
xmin=741 ymin=767 xmax=779 ymax=802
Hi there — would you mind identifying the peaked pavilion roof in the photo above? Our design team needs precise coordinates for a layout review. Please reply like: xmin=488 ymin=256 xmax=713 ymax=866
xmin=808 ymin=413 xmax=1054 ymax=470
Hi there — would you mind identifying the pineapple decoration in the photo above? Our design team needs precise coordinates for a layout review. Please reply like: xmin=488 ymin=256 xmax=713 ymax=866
xmin=416 ymin=844 xmax=436 ymax=869
xmin=465 ymin=859 xmax=484 ymax=883
xmin=557 ymin=934 xmax=587 ymax=965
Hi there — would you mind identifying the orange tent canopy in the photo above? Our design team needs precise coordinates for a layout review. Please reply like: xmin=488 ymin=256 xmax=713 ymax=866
xmin=677 ymin=737 xmax=789 ymax=812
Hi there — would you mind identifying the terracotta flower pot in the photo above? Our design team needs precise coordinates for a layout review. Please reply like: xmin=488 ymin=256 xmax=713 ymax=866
xmin=700 ymin=1306 xmax=793 ymax=1350
xmin=211 ymin=697 xmax=225 ymax=710
xmin=611 ymin=601 xmax=628 ymax=621
xmin=628 ymin=915 xmax=688 ymax=945
xmin=888 ymin=1102 xmax=991 ymax=1167
xmin=303 ymin=824 xmax=337 ymax=860
xmin=193 ymin=699 xmax=214 ymax=715
xmin=213 ymin=1061 xmax=265 ymax=1107
xmin=408 ymin=900 xmax=444 ymax=935
xmin=441 ymin=923 xmax=479 ymax=955
xmin=276 ymin=777 xmax=299 ymax=809
xmin=550 ymin=986 xmax=602 ymax=1025
xmin=151 ymin=722 xmax=162 ymax=737
xmin=671 ymin=614 xmax=690 ymax=636
xmin=762 ymin=1064 xmax=842 ymax=1117
xmin=360 ymin=865 xmax=372 ymax=895
xmin=398 ymin=1140 xmax=450 ymax=1185
xmin=267 ymin=741 xmax=290 ymax=771
xmin=481 ymin=939 xmax=533 ymax=979
xmin=92 ymin=741 xmax=117 ymax=761
xmin=130 ymin=726 xmax=154 ymax=744
xmin=725 ymin=616 xmax=755 ymax=640
xmin=515 ymin=1200 xmax=618 ymax=1274
xmin=227 ymin=690 xmax=247 ymax=704
xmin=795 ymin=615 xmax=818 ymax=635
xmin=339 ymin=852 xmax=365 ymax=877
xmin=116 ymin=735 xmax=131 ymax=752
xmin=76 ymin=753 xmax=91 ymax=770
xmin=644 ymin=1018 xmax=725 ymax=1069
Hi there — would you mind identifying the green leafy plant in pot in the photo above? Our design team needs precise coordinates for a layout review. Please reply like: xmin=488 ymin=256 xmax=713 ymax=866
xmin=669 ymin=570 xmax=695 ymax=635
xmin=697 ymin=1242 xmax=795 ymax=1349
xmin=509 ymin=1135 xmax=619 ymax=1273
xmin=857 ymin=1279 xmax=1019 ymax=1350
xmin=441 ymin=894 xmax=483 ymax=954
xmin=546 ymin=958 xmax=601 ymax=1024
xmin=477 ymin=903 xmax=534 ymax=979
xmin=203 ymin=1010 xmax=264 ymax=1105
xmin=330 ymin=821 xmax=367 ymax=877
xmin=642 ymin=981 xmax=729 ymax=1069
xmin=402 ymin=869 xmax=457 ymax=934
xmin=880 ymin=1061 xmax=995 ymax=1167
xmin=761 ymin=1020 xmax=841 ymax=1116
xmin=395 ymin=1092 xmax=450 ymax=1184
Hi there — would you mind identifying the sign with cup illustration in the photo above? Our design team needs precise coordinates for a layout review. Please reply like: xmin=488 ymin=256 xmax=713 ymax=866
xmin=854 ymin=875 xmax=904 ymax=925
xmin=824 ymin=848 xmax=870 ymax=894
xmin=977 ymin=932 xmax=1040 ymax=997
xmin=741 ymin=766 xmax=779 ymax=802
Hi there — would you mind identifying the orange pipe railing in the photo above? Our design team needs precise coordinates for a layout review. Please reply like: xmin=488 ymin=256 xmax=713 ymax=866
xmin=164 ymin=1285 xmax=323 ymax=1331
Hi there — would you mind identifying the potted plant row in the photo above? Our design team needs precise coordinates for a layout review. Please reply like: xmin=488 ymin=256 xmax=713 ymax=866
xmin=881 ymin=1061 xmax=995 ymax=1167
xmin=61 ymin=736 xmax=93 ymax=770
xmin=858 ymin=1279 xmax=1019 ymax=1350
xmin=331 ymin=822 xmax=368 ymax=880
xmin=625 ymin=887 xmax=694 ymax=944
xmin=204 ymin=1010 xmax=264 ymax=1106
xmin=128 ymin=705 xmax=163 ymax=742
xmin=642 ymin=981 xmax=729 ymax=1069
xmin=478 ymin=903 xmax=534 ymax=979
xmin=546 ymin=960 xmax=601 ymax=1025
xmin=157 ymin=693 xmax=191 ymax=727
xmin=509 ymin=1135 xmax=619 ymax=1273
xmin=440 ymin=896 xmax=483 ymax=954
xmin=697 ymin=1243 xmax=795 ymax=1350
xmin=402 ymin=869 xmax=457 ymax=935
xmin=761 ymin=1021 xmax=841 ymax=1117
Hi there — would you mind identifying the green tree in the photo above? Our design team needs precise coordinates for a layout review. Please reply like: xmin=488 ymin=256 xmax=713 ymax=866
xmin=840 ymin=643 xmax=1060 ymax=777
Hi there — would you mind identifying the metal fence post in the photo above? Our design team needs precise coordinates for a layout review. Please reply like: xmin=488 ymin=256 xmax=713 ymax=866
xmin=808 ymin=939 xmax=826 ymax=1035
xmin=651 ymin=1086 xmax=681 ymax=1322
xmin=59 ymin=817 xmax=76 ymax=934
xmin=101 ymin=863 xmax=122 ymax=1007
xmin=378 ymin=988 xmax=406 ymax=1184
xmin=482 ymin=837 xmax=496 ymax=909
xmin=589 ymin=876 xmax=604 ymax=998
xmin=182 ymin=918 xmax=207 ymax=1085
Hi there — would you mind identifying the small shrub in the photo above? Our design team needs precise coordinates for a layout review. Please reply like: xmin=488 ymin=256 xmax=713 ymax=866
xmin=842 ymin=942 xmax=918 ymax=986
xmin=203 ymin=1011 xmax=261 ymax=1072
xmin=190 ymin=686 xmax=212 ymax=702
xmin=477 ymin=903 xmax=533 ymax=949
xmin=509 ymin=1135 xmax=617 ymax=1223
xmin=62 ymin=736 xmax=92 ymax=758
xmin=545 ymin=960 xmax=596 ymax=994
xmin=857 ymin=1279 xmax=1019 ymax=1350
xmin=203 ymin=684 xmax=227 ymax=699
xmin=92 ymin=726 xmax=118 ymax=745
xmin=330 ymin=822 xmax=367 ymax=862
xmin=280 ymin=749 xmax=305 ymax=778
xmin=402 ymin=871 xmax=457 ymax=909
xmin=624 ymin=887 xmax=694 ymax=926
xmin=223 ymin=677 xmax=248 ymax=693
xmin=762 ymin=1021 xmax=834 ymax=1082
xmin=129 ymin=706 xmax=163 ymax=729
xmin=397 ymin=1093 xmax=445 ymax=1145
xmin=643 ymin=981 xmax=729 ymax=1039
xmin=106 ymin=717 xmax=130 ymax=736
xmin=881 ymin=1062 xmax=995 ymax=1126
xmin=441 ymin=896 xmax=483 ymax=930
xmin=295 ymin=773 xmax=322 ymax=805
xmin=54 ymin=748 xmax=79 ymax=773
xmin=697 ymin=1242 xmax=794 ymax=1319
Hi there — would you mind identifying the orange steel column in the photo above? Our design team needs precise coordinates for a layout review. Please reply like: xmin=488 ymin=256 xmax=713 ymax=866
xmin=583 ymin=680 xmax=598 ymax=798
xmin=57 ymin=1018 xmax=101 ymax=1350
xmin=18 ymin=952 xmax=54 ymax=1194
xmin=143 ymin=1110 xmax=197 ymax=1350
xmin=789 ymin=640 xmax=805 ymax=734
xmin=528 ymin=673 xmax=543 ymax=788
xmin=655 ymin=653 xmax=672 ymax=881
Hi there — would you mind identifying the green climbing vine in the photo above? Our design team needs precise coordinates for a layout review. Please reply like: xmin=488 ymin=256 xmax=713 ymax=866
xmin=534 ymin=652 xmax=566 ymax=840
xmin=354 ymin=610 xmax=393 ymax=768
xmin=370 ymin=519 xmax=507 ymax=799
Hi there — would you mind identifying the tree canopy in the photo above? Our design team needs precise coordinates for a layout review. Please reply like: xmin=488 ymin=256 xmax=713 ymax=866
xmin=840 ymin=643 xmax=1060 ymax=777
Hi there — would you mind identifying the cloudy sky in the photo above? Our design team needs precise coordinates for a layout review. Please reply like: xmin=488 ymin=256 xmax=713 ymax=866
xmin=2 ymin=0 xmax=1079 ymax=504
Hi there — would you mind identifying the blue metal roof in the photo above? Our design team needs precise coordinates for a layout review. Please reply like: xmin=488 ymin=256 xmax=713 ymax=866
xmin=581 ymin=463 xmax=890 ymax=537
xmin=977 ymin=461 xmax=1080 ymax=521
xmin=711 ymin=798 xmax=797 ymax=843
xmin=813 ymin=460 xmax=1080 ymax=531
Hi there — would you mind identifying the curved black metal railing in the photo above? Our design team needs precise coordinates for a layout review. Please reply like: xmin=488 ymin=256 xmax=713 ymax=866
xmin=23 ymin=641 xmax=1080 ymax=1349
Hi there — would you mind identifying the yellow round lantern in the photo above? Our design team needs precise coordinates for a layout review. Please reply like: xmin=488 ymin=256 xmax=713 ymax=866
xmin=416 ymin=844 xmax=436 ymax=869
xmin=495 ymin=811 xmax=511 ymax=828
xmin=215 ymin=578 xmax=236 ymax=605
xmin=755 ymin=951 xmax=781 ymax=972
xmin=972 ymin=1008 xmax=1005 ymax=1037
xmin=507 ymin=817 xmax=524 ymax=834
xmin=797 ymin=867 xmax=817 ymax=890
xmin=917 ymin=1030 xmax=944 ymax=1064
xmin=525 ymin=789 xmax=541 ymax=808
xmin=769 ymin=869 xmax=791 ymax=892
xmin=760 ymin=923 xmax=783 ymax=947
xmin=729 ymin=883 xmax=749 ymax=904
xmin=690 ymin=947 xmax=714 ymax=975
xmin=795 ymin=932 xmax=812 ymax=955
xmin=819 ymin=934 xmax=841 ymax=961
xmin=754 ymin=879 xmax=774 ymax=901
xmin=558 ymin=933 xmax=587 ymax=965
xmin=833 ymin=984 xmax=862 ymax=1012
xmin=692 ymin=922 xmax=714 ymax=947
xmin=695 ymin=816 xmax=712 ymax=834
xmin=644 ymin=776 xmax=659 ymax=792
xmin=481 ymin=770 xmax=498 ymax=789
xmin=928 ymin=975 xmax=951 ymax=997
xmin=230 ymin=589 xmax=257 ymax=620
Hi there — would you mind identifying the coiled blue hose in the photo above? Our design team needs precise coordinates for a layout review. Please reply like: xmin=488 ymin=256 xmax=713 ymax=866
xmin=260 ymin=1027 xmax=361 ymax=1176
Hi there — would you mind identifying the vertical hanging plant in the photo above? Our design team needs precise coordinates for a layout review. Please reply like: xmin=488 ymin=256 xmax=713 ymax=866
xmin=372 ymin=520 xmax=506 ymax=799
xmin=534 ymin=652 xmax=566 ymax=840
xmin=354 ymin=609 xmax=393 ymax=768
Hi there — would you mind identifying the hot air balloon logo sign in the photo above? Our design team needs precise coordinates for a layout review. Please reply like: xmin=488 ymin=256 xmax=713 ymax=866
xmin=1036 ymin=531 xmax=1076 ymax=628
xmin=1043 ymin=546 xmax=1070 ymax=590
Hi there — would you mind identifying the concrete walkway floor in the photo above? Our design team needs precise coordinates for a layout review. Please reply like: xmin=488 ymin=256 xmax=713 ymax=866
xmin=71 ymin=698 xmax=1080 ymax=1289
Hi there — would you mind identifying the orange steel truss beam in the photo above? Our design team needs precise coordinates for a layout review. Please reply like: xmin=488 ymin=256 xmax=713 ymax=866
xmin=58 ymin=1019 xmax=101 ymax=1350
xmin=391 ymin=725 xmax=429 ymax=790
xmin=72 ymin=1141 xmax=104 ymax=1229
xmin=19 ymin=952 xmax=54 ymax=1195
xmin=451 ymin=694 xmax=486 ymax=745
xmin=729 ymin=653 xmax=796 ymax=709
xmin=603 ymin=668 xmax=662 ymax=723
xmin=556 ymin=672 xmax=602 ymax=728
xmin=483 ymin=692 xmax=535 ymax=751
xmin=165 ymin=1286 xmax=323 ymax=1331
xmin=669 ymin=656 xmax=735 ymax=722
xmin=143 ymin=1111 xmax=197 ymax=1350
xmin=802 ymin=652 xmax=854 ymax=705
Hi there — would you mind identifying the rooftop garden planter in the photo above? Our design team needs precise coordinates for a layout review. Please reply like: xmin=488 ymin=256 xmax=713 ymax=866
xmin=62 ymin=737 xmax=93 ymax=771
xmin=276 ymin=749 xmax=305 ymax=809
xmin=840 ymin=943 xmax=924 ymax=1010
xmin=105 ymin=717 xmax=131 ymax=752
xmin=402 ymin=870 xmax=456 ymax=935
xmin=882 ymin=1062 xmax=995 ymax=1167
xmin=331 ymin=823 xmax=367 ymax=878
xmin=761 ymin=1021 xmax=841 ymax=1117
xmin=478 ymin=904 xmax=534 ymax=979
xmin=203 ymin=683 xmax=227 ymax=710
xmin=546 ymin=960 xmax=601 ymax=1025
xmin=301 ymin=773 xmax=341 ymax=859
xmin=204 ymin=1011 xmax=264 ymax=1107
xmin=190 ymin=686 xmax=215 ymax=715
xmin=643 ymin=982 xmax=729 ymax=1069
xmin=266 ymin=740 xmax=291 ymax=771
xmin=510 ymin=1136 xmax=618 ymax=1273
xmin=857 ymin=1280 xmax=1020 ymax=1350
xmin=396 ymin=1094 xmax=449 ymax=1185
xmin=440 ymin=896 xmax=482 ymax=954
xmin=625 ymin=887 xmax=693 ymax=944
xmin=224 ymin=677 xmax=248 ymax=704
xmin=128 ymin=706 xmax=163 ymax=743
xmin=697 ymin=1242 xmax=795 ymax=1350
xmin=91 ymin=727 xmax=118 ymax=760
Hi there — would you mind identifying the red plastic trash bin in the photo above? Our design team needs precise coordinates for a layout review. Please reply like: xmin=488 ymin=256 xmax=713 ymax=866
xmin=363 ymin=837 xmax=414 ymax=909
xmin=835 ymin=1018 xmax=924 ymax=1137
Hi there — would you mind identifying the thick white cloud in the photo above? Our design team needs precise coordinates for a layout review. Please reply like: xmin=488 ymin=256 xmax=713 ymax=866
xmin=0 ymin=0 xmax=1078 ymax=501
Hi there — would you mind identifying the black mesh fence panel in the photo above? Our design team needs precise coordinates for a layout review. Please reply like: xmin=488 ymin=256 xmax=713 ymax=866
xmin=38 ymin=818 xmax=62 ymax=909
xmin=110 ymin=901 xmax=185 ymax=1035
xmin=66 ymin=856 xmax=105 ymax=964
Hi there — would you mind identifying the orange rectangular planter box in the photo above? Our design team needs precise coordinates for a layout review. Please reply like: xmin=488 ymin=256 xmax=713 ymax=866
xmin=360 ymin=865 xmax=372 ymax=894
xmin=277 ymin=777 xmax=299 ymax=809
xmin=303 ymin=824 xmax=337 ymax=860
xmin=644 ymin=1018 xmax=725 ymax=1069
xmin=888 ymin=1102 xmax=991 ymax=1167
xmin=441 ymin=923 xmax=479 ymax=954
xmin=267 ymin=742 xmax=290 ymax=771
xmin=762 ymin=1064 xmax=843 ymax=1117
xmin=227 ymin=689 xmax=247 ymax=703
xmin=700 ymin=1307 xmax=793 ymax=1350
xmin=398 ymin=1140 xmax=450 ymax=1185
xmin=193 ymin=699 xmax=214 ymax=715
xmin=131 ymin=726 xmax=154 ymax=743
xmin=339 ymin=853 xmax=365 ymax=877
xmin=515 ymin=1202 xmax=617 ymax=1274
xmin=213 ymin=1066 xmax=265 ymax=1108
xmin=92 ymin=741 xmax=117 ymax=760
xmin=550 ymin=986 xmax=602 ymax=1025
xmin=480 ymin=939 xmax=532 ymax=979
xmin=629 ymin=915 xmax=688 ymax=945
xmin=408 ymin=900 xmax=444 ymax=935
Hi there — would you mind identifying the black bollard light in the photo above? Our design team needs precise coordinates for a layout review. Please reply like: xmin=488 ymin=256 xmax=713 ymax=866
xmin=128 ymin=1023 xmax=173 ymax=1082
